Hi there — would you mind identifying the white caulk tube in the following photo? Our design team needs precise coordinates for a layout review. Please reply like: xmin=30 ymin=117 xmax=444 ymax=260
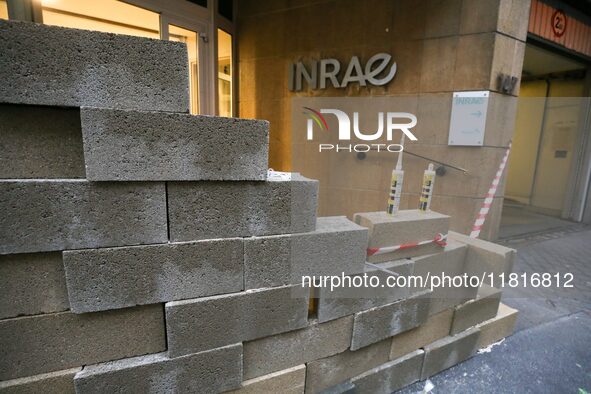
xmin=387 ymin=135 xmax=405 ymax=215
xmin=419 ymin=163 xmax=436 ymax=212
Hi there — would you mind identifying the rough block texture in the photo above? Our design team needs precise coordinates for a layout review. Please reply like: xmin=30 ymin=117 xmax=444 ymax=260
xmin=412 ymin=241 xmax=478 ymax=315
xmin=389 ymin=309 xmax=453 ymax=360
xmin=0 ymin=180 xmax=167 ymax=255
xmin=167 ymin=173 xmax=318 ymax=241
xmin=421 ymin=327 xmax=481 ymax=379
xmin=449 ymin=231 xmax=515 ymax=288
xmin=0 ymin=252 xmax=69 ymax=319
xmin=226 ymin=365 xmax=305 ymax=394
xmin=244 ymin=216 xmax=367 ymax=289
xmin=476 ymin=303 xmax=518 ymax=348
xmin=63 ymin=238 xmax=243 ymax=313
xmin=350 ymin=291 xmax=431 ymax=351
xmin=166 ymin=285 xmax=309 ymax=356
xmin=451 ymin=285 xmax=502 ymax=335
xmin=80 ymin=108 xmax=269 ymax=181
xmin=0 ymin=20 xmax=189 ymax=112
xmin=0 ymin=104 xmax=85 ymax=179
xmin=354 ymin=210 xmax=450 ymax=262
xmin=305 ymin=339 xmax=391 ymax=393
xmin=0 ymin=305 xmax=165 ymax=380
xmin=316 ymin=260 xmax=413 ymax=323
xmin=351 ymin=350 xmax=424 ymax=394
xmin=0 ymin=368 xmax=79 ymax=394
xmin=243 ymin=316 xmax=353 ymax=380
xmin=74 ymin=344 xmax=242 ymax=394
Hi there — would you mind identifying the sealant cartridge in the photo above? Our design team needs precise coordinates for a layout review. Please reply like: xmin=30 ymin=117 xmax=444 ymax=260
xmin=418 ymin=163 xmax=436 ymax=212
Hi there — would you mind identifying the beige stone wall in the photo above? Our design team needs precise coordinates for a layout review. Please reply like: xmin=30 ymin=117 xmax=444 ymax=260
xmin=237 ymin=0 xmax=530 ymax=240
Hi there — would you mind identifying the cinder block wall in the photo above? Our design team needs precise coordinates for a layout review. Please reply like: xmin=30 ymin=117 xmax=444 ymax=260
xmin=237 ymin=0 xmax=531 ymax=240
xmin=0 ymin=19 xmax=519 ymax=394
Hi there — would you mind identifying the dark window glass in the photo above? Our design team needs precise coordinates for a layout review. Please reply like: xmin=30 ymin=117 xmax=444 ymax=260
xmin=186 ymin=0 xmax=207 ymax=8
xmin=218 ymin=0 xmax=233 ymax=21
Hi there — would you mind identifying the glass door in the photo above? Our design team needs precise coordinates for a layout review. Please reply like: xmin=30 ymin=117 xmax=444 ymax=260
xmin=168 ymin=24 xmax=200 ymax=114
xmin=160 ymin=15 xmax=210 ymax=115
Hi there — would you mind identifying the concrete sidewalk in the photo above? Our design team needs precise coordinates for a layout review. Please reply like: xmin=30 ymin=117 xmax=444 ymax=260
xmin=397 ymin=226 xmax=591 ymax=393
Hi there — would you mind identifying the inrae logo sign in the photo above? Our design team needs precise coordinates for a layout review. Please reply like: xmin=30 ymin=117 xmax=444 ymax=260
xmin=303 ymin=107 xmax=417 ymax=153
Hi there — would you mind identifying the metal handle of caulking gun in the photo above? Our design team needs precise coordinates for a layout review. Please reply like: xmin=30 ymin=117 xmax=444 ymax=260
xmin=356 ymin=148 xmax=469 ymax=175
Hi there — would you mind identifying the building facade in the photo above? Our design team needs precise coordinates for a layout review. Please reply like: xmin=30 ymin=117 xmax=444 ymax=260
xmin=2 ymin=0 xmax=590 ymax=239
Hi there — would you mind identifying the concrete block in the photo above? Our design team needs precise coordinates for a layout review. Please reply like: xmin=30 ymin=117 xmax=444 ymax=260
xmin=0 ymin=368 xmax=79 ymax=394
xmin=316 ymin=260 xmax=414 ymax=323
xmin=476 ymin=303 xmax=518 ymax=348
xmin=350 ymin=291 xmax=431 ymax=351
xmin=0 ymin=180 xmax=167 ymax=255
xmin=0 ymin=20 xmax=189 ymax=112
xmin=421 ymin=327 xmax=481 ymax=379
xmin=0 ymin=305 xmax=165 ymax=380
xmin=389 ymin=309 xmax=453 ymax=360
xmin=0 ymin=104 xmax=84 ymax=179
xmin=305 ymin=339 xmax=391 ymax=393
xmin=244 ymin=216 xmax=367 ymax=289
xmin=166 ymin=285 xmax=309 ymax=356
xmin=351 ymin=350 xmax=424 ymax=394
xmin=0 ymin=252 xmax=69 ymax=319
xmin=168 ymin=173 xmax=318 ymax=241
xmin=226 ymin=365 xmax=305 ymax=394
xmin=412 ymin=241 xmax=478 ymax=315
xmin=354 ymin=210 xmax=450 ymax=263
xmin=448 ymin=231 xmax=515 ymax=288
xmin=74 ymin=344 xmax=242 ymax=394
xmin=80 ymin=108 xmax=269 ymax=181
xmin=244 ymin=316 xmax=352 ymax=380
xmin=451 ymin=285 xmax=502 ymax=335
xmin=63 ymin=238 xmax=243 ymax=313
xmin=318 ymin=381 xmax=355 ymax=394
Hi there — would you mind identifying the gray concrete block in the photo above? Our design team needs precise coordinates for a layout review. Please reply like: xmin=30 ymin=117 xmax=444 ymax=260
xmin=226 ymin=365 xmax=305 ymax=394
xmin=243 ymin=316 xmax=353 ymax=380
xmin=450 ymin=285 xmax=502 ymax=335
xmin=74 ymin=344 xmax=242 ymax=394
xmin=0 ymin=104 xmax=85 ymax=179
xmin=0 ymin=305 xmax=165 ymax=380
xmin=80 ymin=108 xmax=269 ymax=181
xmin=0 ymin=367 xmax=79 ymax=394
xmin=316 ymin=260 xmax=414 ymax=323
xmin=354 ymin=210 xmax=450 ymax=262
xmin=0 ymin=20 xmax=189 ymax=112
xmin=244 ymin=216 xmax=368 ymax=289
xmin=167 ymin=173 xmax=318 ymax=242
xmin=350 ymin=291 xmax=431 ymax=351
xmin=389 ymin=309 xmax=453 ymax=361
xmin=63 ymin=238 xmax=244 ymax=313
xmin=412 ymin=241 xmax=478 ymax=316
xmin=0 ymin=180 xmax=167 ymax=255
xmin=166 ymin=285 xmax=309 ymax=356
xmin=421 ymin=327 xmax=481 ymax=379
xmin=448 ymin=231 xmax=515 ymax=288
xmin=319 ymin=381 xmax=355 ymax=394
xmin=351 ymin=350 xmax=424 ymax=394
xmin=305 ymin=339 xmax=391 ymax=393
xmin=0 ymin=252 xmax=69 ymax=319
xmin=476 ymin=303 xmax=518 ymax=349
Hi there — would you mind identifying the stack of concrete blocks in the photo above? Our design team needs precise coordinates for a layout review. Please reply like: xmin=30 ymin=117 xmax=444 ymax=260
xmin=0 ymin=20 xmax=519 ymax=394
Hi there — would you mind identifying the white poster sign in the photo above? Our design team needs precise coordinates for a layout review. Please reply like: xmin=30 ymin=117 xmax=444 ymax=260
xmin=448 ymin=91 xmax=489 ymax=146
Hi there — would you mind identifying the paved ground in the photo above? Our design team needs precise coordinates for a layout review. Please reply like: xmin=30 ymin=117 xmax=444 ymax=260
xmin=396 ymin=209 xmax=591 ymax=393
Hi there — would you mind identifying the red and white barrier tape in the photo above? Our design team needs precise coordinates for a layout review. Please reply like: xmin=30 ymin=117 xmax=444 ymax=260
xmin=470 ymin=143 xmax=512 ymax=238
xmin=367 ymin=233 xmax=447 ymax=257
